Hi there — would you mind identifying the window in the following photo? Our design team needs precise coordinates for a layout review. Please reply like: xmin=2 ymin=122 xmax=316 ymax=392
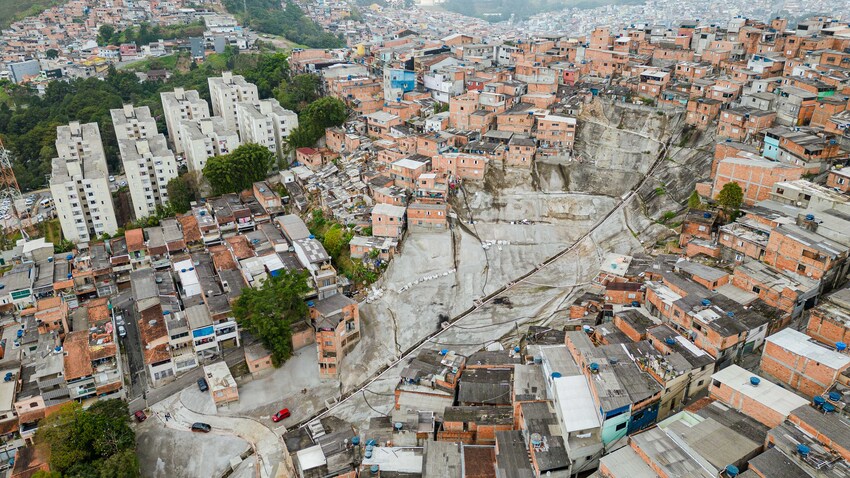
xmin=615 ymin=422 xmax=627 ymax=431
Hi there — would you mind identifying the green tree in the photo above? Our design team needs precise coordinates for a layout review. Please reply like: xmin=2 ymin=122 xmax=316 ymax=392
xmin=203 ymin=143 xmax=274 ymax=195
xmin=45 ymin=49 xmax=59 ymax=59
xmin=97 ymin=25 xmax=115 ymax=46
xmin=687 ymin=190 xmax=702 ymax=209
xmin=35 ymin=400 xmax=137 ymax=476
xmin=323 ymin=224 xmax=351 ymax=258
xmin=31 ymin=472 xmax=61 ymax=478
xmin=166 ymin=175 xmax=194 ymax=214
xmin=233 ymin=270 xmax=311 ymax=366
xmin=274 ymin=74 xmax=320 ymax=113
xmin=288 ymin=97 xmax=347 ymax=149
xmin=717 ymin=181 xmax=744 ymax=218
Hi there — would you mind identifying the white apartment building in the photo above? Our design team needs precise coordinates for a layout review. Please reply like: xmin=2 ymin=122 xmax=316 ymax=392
xmin=160 ymin=88 xmax=211 ymax=154
xmin=110 ymin=104 xmax=158 ymax=141
xmin=179 ymin=117 xmax=241 ymax=172
xmin=50 ymin=122 xmax=118 ymax=242
xmin=236 ymin=98 xmax=298 ymax=159
xmin=119 ymin=134 xmax=178 ymax=219
xmin=208 ymin=72 xmax=259 ymax=132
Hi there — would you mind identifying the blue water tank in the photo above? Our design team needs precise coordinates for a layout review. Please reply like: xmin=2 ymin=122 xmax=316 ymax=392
xmin=163 ymin=310 xmax=171 ymax=315
xmin=665 ymin=337 xmax=676 ymax=345
xmin=750 ymin=377 xmax=761 ymax=386
xmin=589 ymin=363 xmax=599 ymax=372
xmin=838 ymin=342 xmax=847 ymax=352
xmin=551 ymin=372 xmax=562 ymax=379
xmin=806 ymin=214 xmax=815 ymax=221
xmin=351 ymin=436 xmax=360 ymax=446
xmin=364 ymin=450 xmax=372 ymax=459
xmin=798 ymin=444 xmax=810 ymax=456
xmin=814 ymin=396 xmax=826 ymax=407
xmin=16 ymin=330 xmax=22 ymax=338
xmin=440 ymin=349 xmax=448 ymax=356
xmin=309 ymin=234 xmax=315 ymax=239
xmin=514 ymin=346 xmax=520 ymax=353
xmin=727 ymin=311 xmax=735 ymax=317
xmin=829 ymin=391 xmax=842 ymax=401
xmin=631 ymin=301 xmax=640 ymax=307
xmin=703 ymin=212 xmax=712 ymax=218
xmin=726 ymin=464 xmax=739 ymax=477
xmin=366 ymin=439 xmax=377 ymax=446
xmin=47 ymin=257 xmax=53 ymax=263
xmin=701 ymin=299 xmax=711 ymax=306
xmin=307 ymin=301 xmax=315 ymax=307
xmin=66 ymin=254 xmax=73 ymax=260
xmin=824 ymin=402 xmax=837 ymax=413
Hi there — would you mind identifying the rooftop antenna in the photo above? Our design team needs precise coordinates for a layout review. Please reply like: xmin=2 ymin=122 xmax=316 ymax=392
xmin=0 ymin=139 xmax=26 ymax=240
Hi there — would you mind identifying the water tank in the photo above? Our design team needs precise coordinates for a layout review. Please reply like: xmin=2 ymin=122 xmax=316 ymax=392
xmin=200 ymin=210 xmax=206 ymax=216
xmin=307 ymin=301 xmax=315 ymax=307
xmin=750 ymin=377 xmax=760 ymax=386
xmin=351 ymin=436 xmax=360 ymax=446
xmin=47 ymin=257 xmax=53 ymax=263
xmin=309 ymin=234 xmax=316 ymax=239
xmin=370 ymin=465 xmax=379 ymax=474
xmin=394 ymin=422 xmax=403 ymax=431
xmin=838 ymin=342 xmax=847 ymax=352
xmin=530 ymin=433 xmax=543 ymax=446
xmin=631 ymin=301 xmax=640 ymax=307
xmin=725 ymin=464 xmax=739 ymax=477
xmin=66 ymin=254 xmax=73 ymax=260
xmin=364 ymin=450 xmax=372 ymax=459
xmin=181 ymin=269 xmax=186 ymax=273
xmin=514 ymin=346 xmax=520 ymax=353
xmin=366 ymin=439 xmax=377 ymax=446
xmin=665 ymin=337 xmax=676 ymax=345
xmin=806 ymin=214 xmax=815 ymax=221
xmin=727 ymin=311 xmax=735 ymax=317
xmin=551 ymin=372 xmax=562 ymax=379
xmin=16 ymin=330 xmax=22 ymax=338
xmin=814 ymin=396 xmax=826 ymax=407
xmin=824 ymin=402 xmax=837 ymax=413
xmin=829 ymin=391 xmax=842 ymax=401
xmin=703 ymin=212 xmax=712 ymax=219
xmin=440 ymin=349 xmax=449 ymax=356
xmin=589 ymin=363 xmax=600 ymax=372
xmin=701 ymin=299 xmax=711 ymax=306
xmin=582 ymin=325 xmax=592 ymax=333
xmin=798 ymin=444 xmax=811 ymax=456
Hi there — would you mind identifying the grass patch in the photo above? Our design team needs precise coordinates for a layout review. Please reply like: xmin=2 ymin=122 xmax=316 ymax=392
xmin=654 ymin=187 xmax=666 ymax=196
xmin=43 ymin=218 xmax=61 ymax=244
xmin=0 ymin=0 xmax=65 ymax=30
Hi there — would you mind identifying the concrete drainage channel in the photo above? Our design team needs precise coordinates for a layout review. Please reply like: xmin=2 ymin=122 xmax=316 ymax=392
xmin=291 ymin=128 xmax=679 ymax=432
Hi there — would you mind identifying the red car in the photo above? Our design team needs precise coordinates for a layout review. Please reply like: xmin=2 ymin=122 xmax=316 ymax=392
xmin=134 ymin=410 xmax=147 ymax=423
xmin=271 ymin=409 xmax=290 ymax=422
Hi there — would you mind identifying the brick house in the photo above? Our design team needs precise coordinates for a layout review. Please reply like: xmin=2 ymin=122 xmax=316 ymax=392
xmin=534 ymin=115 xmax=576 ymax=149
xmin=311 ymin=294 xmax=360 ymax=378
xmin=708 ymin=365 xmax=808 ymax=428
xmin=806 ymin=288 xmax=850 ymax=346
xmin=686 ymin=98 xmax=723 ymax=129
xmin=760 ymin=328 xmax=850 ymax=398
xmin=371 ymin=203 xmax=407 ymax=238
xmin=762 ymin=224 xmax=849 ymax=289
xmin=296 ymin=147 xmax=324 ymax=171
xmin=505 ymin=137 xmax=537 ymax=168
xmin=827 ymin=168 xmax=850 ymax=193
xmin=711 ymin=155 xmax=805 ymax=205
xmin=407 ymin=202 xmax=448 ymax=230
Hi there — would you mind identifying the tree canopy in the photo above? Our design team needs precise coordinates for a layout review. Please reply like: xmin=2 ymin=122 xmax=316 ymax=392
xmin=166 ymin=174 xmax=196 ymax=214
xmin=717 ymin=181 xmax=744 ymax=217
xmin=233 ymin=270 xmax=311 ymax=366
xmin=288 ymin=97 xmax=348 ymax=149
xmin=687 ymin=190 xmax=702 ymax=209
xmin=35 ymin=400 xmax=139 ymax=477
xmin=274 ymin=74 xmax=321 ymax=113
xmin=203 ymin=143 xmax=274 ymax=196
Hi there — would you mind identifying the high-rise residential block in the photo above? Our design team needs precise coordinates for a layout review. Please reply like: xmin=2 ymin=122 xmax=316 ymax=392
xmin=119 ymin=134 xmax=178 ymax=219
xmin=50 ymin=122 xmax=118 ymax=242
xmin=208 ymin=72 xmax=259 ymax=132
xmin=179 ymin=117 xmax=241 ymax=172
xmin=160 ymin=88 xmax=211 ymax=154
xmin=110 ymin=104 xmax=158 ymax=141
xmin=236 ymin=99 xmax=299 ymax=159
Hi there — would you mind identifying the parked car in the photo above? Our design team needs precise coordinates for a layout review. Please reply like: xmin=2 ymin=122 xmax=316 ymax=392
xmin=115 ymin=315 xmax=125 ymax=326
xmin=118 ymin=325 xmax=127 ymax=338
xmin=191 ymin=422 xmax=211 ymax=433
xmin=134 ymin=410 xmax=147 ymax=423
xmin=109 ymin=176 xmax=115 ymax=182
xmin=271 ymin=409 xmax=291 ymax=422
xmin=197 ymin=378 xmax=209 ymax=392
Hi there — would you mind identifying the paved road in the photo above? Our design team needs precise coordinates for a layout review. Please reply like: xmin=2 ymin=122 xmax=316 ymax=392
xmin=152 ymin=393 xmax=292 ymax=478
xmin=129 ymin=341 xmax=255 ymax=414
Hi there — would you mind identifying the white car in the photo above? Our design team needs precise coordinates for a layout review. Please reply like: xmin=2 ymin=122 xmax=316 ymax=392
xmin=119 ymin=181 xmax=127 ymax=187
xmin=109 ymin=176 xmax=115 ymax=182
